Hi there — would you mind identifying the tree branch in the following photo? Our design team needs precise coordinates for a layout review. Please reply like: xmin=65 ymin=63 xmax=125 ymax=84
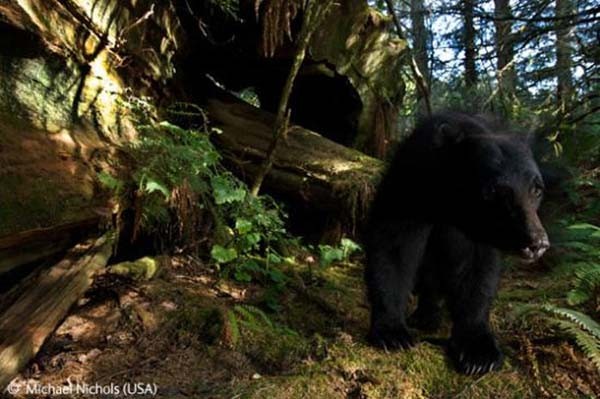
xmin=384 ymin=0 xmax=432 ymax=116
xmin=250 ymin=0 xmax=335 ymax=196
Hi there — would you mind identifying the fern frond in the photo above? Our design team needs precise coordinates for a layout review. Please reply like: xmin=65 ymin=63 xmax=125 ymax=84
xmin=555 ymin=319 xmax=600 ymax=370
xmin=542 ymin=305 xmax=600 ymax=341
xmin=567 ymin=265 xmax=600 ymax=306
xmin=224 ymin=309 xmax=240 ymax=346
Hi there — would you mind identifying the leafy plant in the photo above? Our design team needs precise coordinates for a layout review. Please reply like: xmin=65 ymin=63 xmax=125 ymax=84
xmin=100 ymin=97 xmax=292 ymax=289
xmin=552 ymin=223 xmax=600 ymax=310
xmin=517 ymin=221 xmax=600 ymax=371
xmin=318 ymin=237 xmax=362 ymax=267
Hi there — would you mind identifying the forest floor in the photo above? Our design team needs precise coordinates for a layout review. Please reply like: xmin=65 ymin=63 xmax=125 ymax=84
xmin=6 ymin=252 xmax=600 ymax=399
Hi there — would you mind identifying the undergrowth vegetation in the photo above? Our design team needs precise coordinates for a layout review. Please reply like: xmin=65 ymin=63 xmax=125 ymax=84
xmin=99 ymin=97 xmax=295 ymax=290
xmin=99 ymin=96 xmax=363 ymax=311
xmin=517 ymin=221 xmax=600 ymax=370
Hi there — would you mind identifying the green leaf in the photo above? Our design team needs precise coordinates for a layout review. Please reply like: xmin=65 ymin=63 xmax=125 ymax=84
xmin=319 ymin=245 xmax=344 ymax=267
xmin=144 ymin=179 xmax=170 ymax=198
xmin=235 ymin=218 xmax=254 ymax=234
xmin=267 ymin=252 xmax=283 ymax=265
xmin=211 ymin=176 xmax=246 ymax=204
xmin=267 ymin=268 xmax=286 ymax=284
xmin=211 ymin=245 xmax=238 ymax=264
xmin=234 ymin=269 xmax=253 ymax=282
xmin=98 ymin=171 xmax=123 ymax=192
xmin=340 ymin=238 xmax=362 ymax=258
xmin=238 ymin=233 xmax=261 ymax=251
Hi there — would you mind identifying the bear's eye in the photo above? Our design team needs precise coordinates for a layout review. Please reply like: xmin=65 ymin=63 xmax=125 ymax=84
xmin=531 ymin=177 xmax=544 ymax=198
xmin=532 ymin=185 xmax=543 ymax=198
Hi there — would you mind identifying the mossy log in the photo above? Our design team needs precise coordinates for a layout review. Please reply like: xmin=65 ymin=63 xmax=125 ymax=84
xmin=0 ymin=233 xmax=113 ymax=388
xmin=206 ymin=91 xmax=385 ymax=227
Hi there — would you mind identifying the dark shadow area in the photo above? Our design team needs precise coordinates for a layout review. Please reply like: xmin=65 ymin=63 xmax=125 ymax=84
xmin=0 ymin=22 xmax=46 ymax=58
xmin=174 ymin=1 xmax=363 ymax=147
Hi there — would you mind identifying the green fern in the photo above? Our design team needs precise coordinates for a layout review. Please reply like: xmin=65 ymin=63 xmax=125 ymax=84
xmin=540 ymin=305 xmax=600 ymax=371
xmin=234 ymin=304 xmax=273 ymax=329
xmin=225 ymin=309 xmax=241 ymax=346
xmin=542 ymin=305 xmax=600 ymax=340
xmin=567 ymin=264 xmax=600 ymax=306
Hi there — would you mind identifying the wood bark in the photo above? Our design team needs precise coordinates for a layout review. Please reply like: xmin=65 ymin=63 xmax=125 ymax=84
xmin=0 ymin=233 xmax=114 ymax=388
xmin=251 ymin=0 xmax=334 ymax=196
xmin=0 ymin=218 xmax=99 ymax=276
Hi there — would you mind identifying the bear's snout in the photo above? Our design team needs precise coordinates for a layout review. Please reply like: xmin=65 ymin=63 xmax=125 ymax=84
xmin=520 ymin=232 xmax=550 ymax=261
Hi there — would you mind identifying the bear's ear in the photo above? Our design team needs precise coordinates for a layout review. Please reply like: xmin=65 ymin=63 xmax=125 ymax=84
xmin=434 ymin=122 xmax=465 ymax=146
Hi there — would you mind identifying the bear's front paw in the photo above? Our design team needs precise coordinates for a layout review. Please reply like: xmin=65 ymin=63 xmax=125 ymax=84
xmin=448 ymin=332 xmax=504 ymax=375
xmin=367 ymin=324 xmax=415 ymax=350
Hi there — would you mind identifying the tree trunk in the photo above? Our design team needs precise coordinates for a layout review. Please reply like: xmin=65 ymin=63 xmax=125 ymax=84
xmin=494 ymin=0 xmax=516 ymax=97
xmin=556 ymin=0 xmax=574 ymax=108
xmin=410 ymin=0 xmax=431 ymax=114
xmin=463 ymin=0 xmax=478 ymax=88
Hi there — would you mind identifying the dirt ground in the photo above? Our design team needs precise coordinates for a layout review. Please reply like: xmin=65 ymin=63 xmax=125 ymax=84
xmin=4 ymin=254 xmax=600 ymax=399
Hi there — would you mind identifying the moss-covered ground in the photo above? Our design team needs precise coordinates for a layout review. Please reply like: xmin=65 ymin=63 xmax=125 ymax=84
xmin=8 ymin=253 xmax=599 ymax=398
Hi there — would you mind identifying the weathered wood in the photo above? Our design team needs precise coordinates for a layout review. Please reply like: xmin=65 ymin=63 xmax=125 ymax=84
xmin=0 ymin=217 xmax=100 ymax=275
xmin=206 ymin=91 xmax=385 ymax=225
xmin=0 ymin=233 xmax=114 ymax=388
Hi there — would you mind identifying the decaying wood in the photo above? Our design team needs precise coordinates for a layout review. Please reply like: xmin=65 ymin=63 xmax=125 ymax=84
xmin=0 ymin=217 xmax=100 ymax=276
xmin=207 ymin=91 xmax=385 ymax=226
xmin=0 ymin=233 xmax=114 ymax=388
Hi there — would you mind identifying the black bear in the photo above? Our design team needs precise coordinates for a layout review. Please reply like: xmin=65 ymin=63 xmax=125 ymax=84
xmin=364 ymin=112 xmax=550 ymax=375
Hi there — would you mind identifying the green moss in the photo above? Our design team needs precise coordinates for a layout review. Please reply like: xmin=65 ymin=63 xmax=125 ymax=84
xmin=167 ymin=305 xmax=224 ymax=344
xmin=110 ymin=257 xmax=159 ymax=280
xmin=232 ymin=305 xmax=313 ymax=372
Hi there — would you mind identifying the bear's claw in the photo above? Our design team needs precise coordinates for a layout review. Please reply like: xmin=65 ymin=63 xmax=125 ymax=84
xmin=367 ymin=325 xmax=415 ymax=350
xmin=449 ymin=332 xmax=504 ymax=375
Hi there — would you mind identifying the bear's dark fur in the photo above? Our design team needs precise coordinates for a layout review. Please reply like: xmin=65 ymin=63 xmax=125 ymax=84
xmin=364 ymin=112 xmax=550 ymax=375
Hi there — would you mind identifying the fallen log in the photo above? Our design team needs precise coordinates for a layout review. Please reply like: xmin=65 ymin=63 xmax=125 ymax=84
xmin=0 ymin=232 xmax=114 ymax=388
xmin=0 ymin=217 xmax=100 ymax=276
xmin=206 ymin=93 xmax=385 ymax=228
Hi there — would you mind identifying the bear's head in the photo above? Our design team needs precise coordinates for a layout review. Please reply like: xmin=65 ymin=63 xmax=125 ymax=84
xmin=440 ymin=122 xmax=550 ymax=262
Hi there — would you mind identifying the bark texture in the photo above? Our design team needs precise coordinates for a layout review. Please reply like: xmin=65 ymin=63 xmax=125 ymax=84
xmin=0 ymin=233 xmax=113 ymax=388
xmin=206 ymin=91 xmax=384 ymax=228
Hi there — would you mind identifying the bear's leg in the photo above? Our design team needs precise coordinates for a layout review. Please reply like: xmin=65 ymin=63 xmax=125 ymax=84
xmin=442 ymin=234 xmax=504 ymax=374
xmin=365 ymin=222 xmax=432 ymax=350
xmin=409 ymin=263 xmax=443 ymax=332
